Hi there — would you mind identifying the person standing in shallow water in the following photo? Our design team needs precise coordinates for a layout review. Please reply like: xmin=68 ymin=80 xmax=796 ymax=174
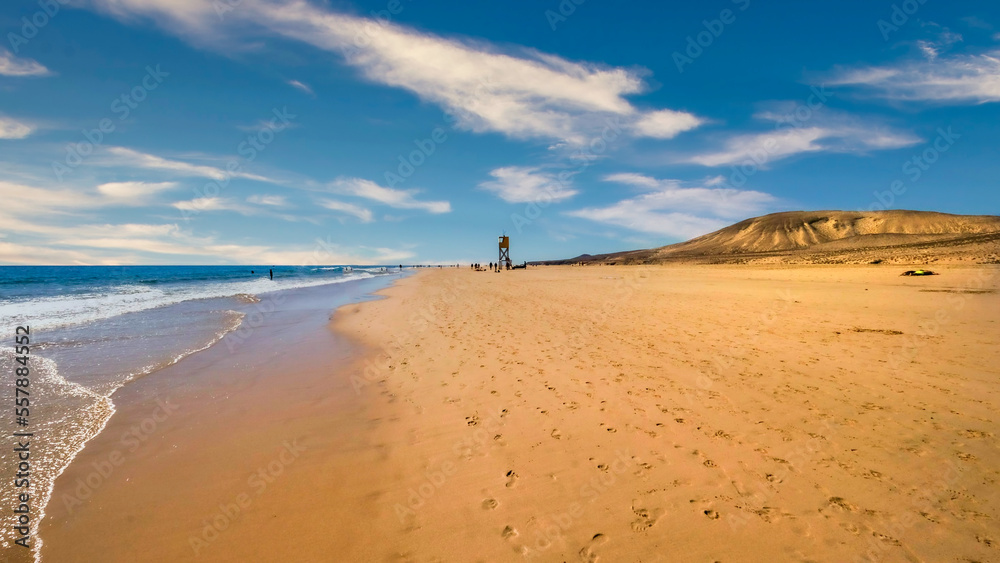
xmin=270 ymin=269 xmax=273 ymax=280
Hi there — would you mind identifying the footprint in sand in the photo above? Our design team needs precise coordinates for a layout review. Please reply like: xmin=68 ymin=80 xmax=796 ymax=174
xmin=840 ymin=522 xmax=861 ymax=535
xmin=752 ymin=506 xmax=784 ymax=523
xmin=578 ymin=533 xmax=608 ymax=562
xmin=505 ymin=470 xmax=518 ymax=488
xmin=551 ymin=428 xmax=563 ymax=439
xmin=482 ymin=498 xmax=499 ymax=510
xmin=826 ymin=497 xmax=858 ymax=513
xmin=872 ymin=531 xmax=901 ymax=546
xmin=630 ymin=502 xmax=663 ymax=532
xmin=466 ymin=415 xmax=480 ymax=426
xmin=501 ymin=525 xmax=518 ymax=539
xmin=703 ymin=509 xmax=720 ymax=520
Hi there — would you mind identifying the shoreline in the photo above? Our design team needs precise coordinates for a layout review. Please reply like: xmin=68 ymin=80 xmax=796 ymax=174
xmin=36 ymin=264 xmax=1000 ymax=561
xmin=35 ymin=274 xmax=408 ymax=562
xmin=2 ymin=307 xmax=247 ymax=562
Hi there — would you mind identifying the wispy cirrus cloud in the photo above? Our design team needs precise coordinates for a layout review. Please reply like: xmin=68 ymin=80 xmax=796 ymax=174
xmin=828 ymin=48 xmax=1000 ymax=104
xmin=172 ymin=197 xmax=250 ymax=214
xmin=286 ymin=79 xmax=314 ymax=96
xmin=247 ymin=194 xmax=287 ymax=206
xmin=330 ymin=177 xmax=451 ymax=214
xmin=102 ymin=146 xmax=275 ymax=182
xmin=0 ymin=49 xmax=49 ymax=77
xmin=172 ymin=196 xmax=305 ymax=223
xmin=79 ymin=0 xmax=703 ymax=146
xmin=319 ymin=198 xmax=374 ymax=223
xmin=0 ymin=180 xmax=100 ymax=217
xmin=0 ymin=179 xmax=410 ymax=264
xmin=97 ymin=181 xmax=179 ymax=203
xmin=566 ymin=174 xmax=776 ymax=239
xmin=0 ymin=117 xmax=35 ymax=139
xmin=478 ymin=166 xmax=578 ymax=203
xmin=677 ymin=105 xmax=920 ymax=167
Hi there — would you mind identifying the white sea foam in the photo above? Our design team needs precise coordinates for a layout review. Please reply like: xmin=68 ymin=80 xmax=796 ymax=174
xmin=0 ymin=311 xmax=245 ymax=562
xmin=0 ymin=272 xmax=378 ymax=332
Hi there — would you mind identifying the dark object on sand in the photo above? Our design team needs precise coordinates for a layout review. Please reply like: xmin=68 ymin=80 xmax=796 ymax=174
xmin=900 ymin=269 xmax=939 ymax=276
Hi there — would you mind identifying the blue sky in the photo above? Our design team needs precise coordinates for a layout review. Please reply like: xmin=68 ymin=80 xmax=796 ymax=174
xmin=1 ymin=0 xmax=998 ymax=264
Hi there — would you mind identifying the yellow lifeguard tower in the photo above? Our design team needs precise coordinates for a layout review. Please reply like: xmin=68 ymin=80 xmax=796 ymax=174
xmin=498 ymin=235 xmax=511 ymax=270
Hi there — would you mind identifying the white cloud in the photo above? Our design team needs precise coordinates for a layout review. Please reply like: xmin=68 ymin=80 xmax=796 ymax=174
xmin=601 ymin=172 xmax=662 ymax=189
xmin=478 ymin=166 xmax=578 ymax=204
xmin=97 ymin=181 xmax=178 ymax=202
xmin=0 ymin=117 xmax=34 ymax=139
xmin=247 ymin=194 xmax=287 ymax=206
xmin=172 ymin=197 xmax=253 ymax=214
xmin=103 ymin=147 xmax=274 ymax=182
xmin=0 ymin=180 xmax=99 ymax=215
xmin=0 ymin=241 xmax=132 ymax=265
xmin=319 ymin=199 xmax=374 ymax=223
xmin=287 ymin=79 xmax=314 ymax=95
xmin=2 ymin=221 xmax=414 ymax=264
xmin=631 ymin=110 xmax=704 ymax=139
xmin=679 ymin=107 xmax=920 ymax=167
xmin=0 ymin=49 xmax=49 ymax=77
xmin=0 ymin=179 xmax=409 ymax=264
xmin=81 ymin=0 xmax=703 ymax=146
xmin=684 ymin=127 xmax=829 ymax=167
xmin=567 ymin=175 xmax=776 ymax=239
xmin=331 ymin=177 xmax=451 ymax=213
xmin=829 ymin=49 xmax=1000 ymax=103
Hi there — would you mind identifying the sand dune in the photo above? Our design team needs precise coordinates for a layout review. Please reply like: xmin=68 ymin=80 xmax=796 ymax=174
xmin=547 ymin=211 xmax=1000 ymax=265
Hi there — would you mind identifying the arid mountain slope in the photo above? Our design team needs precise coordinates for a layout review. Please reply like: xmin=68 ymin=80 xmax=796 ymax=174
xmin=542 ymin=210 xmax=1000 ymax=265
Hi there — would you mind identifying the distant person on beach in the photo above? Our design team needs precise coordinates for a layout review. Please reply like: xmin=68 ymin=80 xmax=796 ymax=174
xmin=269 ymin=269 xmax=273 ymax=280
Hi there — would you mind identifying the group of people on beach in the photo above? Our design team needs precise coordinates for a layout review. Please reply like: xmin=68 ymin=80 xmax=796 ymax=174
xmin=471 ymin=262 xmax=509 ymax=272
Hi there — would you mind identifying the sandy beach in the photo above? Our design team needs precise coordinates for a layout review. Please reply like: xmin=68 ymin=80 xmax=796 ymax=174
xmin=39 ymin=265 xmax=999 ymax=562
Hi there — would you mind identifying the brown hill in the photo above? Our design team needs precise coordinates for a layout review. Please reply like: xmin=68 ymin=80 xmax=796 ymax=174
xmin=542 ymin=210 xmax=1000 ymax=265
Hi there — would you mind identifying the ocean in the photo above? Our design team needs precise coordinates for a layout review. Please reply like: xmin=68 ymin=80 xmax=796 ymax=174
xmin=0 ymin=265 xmax=402 ymax=555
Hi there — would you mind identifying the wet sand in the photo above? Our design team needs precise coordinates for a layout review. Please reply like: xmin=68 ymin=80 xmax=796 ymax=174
xmin=39 ymin=265 xmax=1000 ymax=562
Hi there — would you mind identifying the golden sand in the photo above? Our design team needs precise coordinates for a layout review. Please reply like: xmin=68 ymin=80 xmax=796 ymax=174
xmin=40 ymin=265 xmax=1000 ymax=562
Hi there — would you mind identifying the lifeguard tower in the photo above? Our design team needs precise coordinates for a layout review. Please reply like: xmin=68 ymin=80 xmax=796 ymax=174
xmin=498 ymin=235 xmax=512 ymax=270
